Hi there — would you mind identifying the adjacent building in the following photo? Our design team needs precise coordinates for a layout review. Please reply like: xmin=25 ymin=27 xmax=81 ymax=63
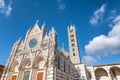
xmin=0 ymin=65 xmax=4 ymax=79
xmin=1 ymin=22 xmax=120 ymax=80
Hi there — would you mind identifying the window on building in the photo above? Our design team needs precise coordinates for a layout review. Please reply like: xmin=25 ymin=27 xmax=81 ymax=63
xmin=23 ymin=71 xmax=30 ymax=80
xmin=73 ymin=53 xmax=75 ymax=56
xmin=64 ymin=60 xmax=65 ymax=72
xmin=73 ymin=48 xmax=75 ymax=51
xmin=72 ymin=44 xmax=75 ymax=47
xmin=68 ymin=64 xmax=70 ymax=74
xmin=71 ymin=39 xmax=74 ymax=42
xmin=88 ymin=71 xmax=91 ymax=78
xmin=70 ymin=34 xmax=74 ymax=38
xmin=57 ymin=55 xmax=60 ymax=69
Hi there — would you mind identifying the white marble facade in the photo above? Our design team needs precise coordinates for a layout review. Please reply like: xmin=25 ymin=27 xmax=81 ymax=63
xmin=1 ymin=21 xmax=120 ymax=80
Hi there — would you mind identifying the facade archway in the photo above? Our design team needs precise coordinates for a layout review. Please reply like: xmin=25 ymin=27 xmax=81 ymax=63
xmin=7 ymin=61 xmax=19 ymax=80
xmin=95 ymin=68 xmax=109 ymax=80
xmin=110 ymin=66 xmax=120 ymax=80
xmin=20 ymin=58 xmax=31 ymax=69
xmin=11 ymin=75 xmax=17 ymax=80
xmin=10 ymin=60 xmax=19 ymax=72
xmin=32 ymin=56 xmax=45 ymax=68
xmin=31 ymin=56 xmax=45 ymax=80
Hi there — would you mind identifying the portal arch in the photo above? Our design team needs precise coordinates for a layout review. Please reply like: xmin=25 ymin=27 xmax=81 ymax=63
xmin=110 ymin=66 xmax=120 ymax=80
xmin=95 ymin=68 xmax=109 ymax=80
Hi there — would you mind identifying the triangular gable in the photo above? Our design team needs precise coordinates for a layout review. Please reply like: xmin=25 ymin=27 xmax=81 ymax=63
xmin=29 ymin=21 xmax=41 ymax=36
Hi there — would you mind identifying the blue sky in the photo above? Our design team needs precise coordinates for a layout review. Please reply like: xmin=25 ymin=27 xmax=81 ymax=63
xmin=0 ymin=0 xmax=120 ymax=66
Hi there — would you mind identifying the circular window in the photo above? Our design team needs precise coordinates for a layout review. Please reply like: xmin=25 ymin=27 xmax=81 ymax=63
xmin=29 ymin=38 xmax=37 ymax=48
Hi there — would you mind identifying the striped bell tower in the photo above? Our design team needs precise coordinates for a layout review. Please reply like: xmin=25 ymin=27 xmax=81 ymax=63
xmin=68 ymin=25 xmax=81 ymax=64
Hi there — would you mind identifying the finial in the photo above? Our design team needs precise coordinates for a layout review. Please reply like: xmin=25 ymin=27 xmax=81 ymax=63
xmin=62 ymin=43 xmax=65 ymax=50
xmin=36 ymin=20 xmax=39 ymax=24
xmin=45 ymin=32 xmax=48 ymax=37
xmin=52 ymin=27 xmax=55 ymax=32
xmin=43 ymin=21 xmax=46 ymax=25
xmin=42 ymin=21 xmax=46 ymax=29
xmin=61 ymin=43 xmax=66 ymax=53
xmin=19 ymin=37 xmax=22 ymax=40
xmin=62 ymin=43 xmax=64 ymax=48
xmin=70 ymin=22 xmax=73 ymax=26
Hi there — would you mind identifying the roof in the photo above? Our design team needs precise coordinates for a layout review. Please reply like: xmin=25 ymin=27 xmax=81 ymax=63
xmin=93 ymin=63 xmax=120 ymax=67
xmin=0 ymin=64 xmax=5 ymax=67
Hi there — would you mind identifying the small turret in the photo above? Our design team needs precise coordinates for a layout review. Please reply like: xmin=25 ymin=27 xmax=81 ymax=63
xmin=48 ymin=27 xmax=57 ymax=50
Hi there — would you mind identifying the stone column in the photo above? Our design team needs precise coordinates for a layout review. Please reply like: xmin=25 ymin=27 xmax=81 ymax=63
xmin=17 ymin=70 xmax=24 ymax=80
xmin=107 ymin=71 xmax=112 ymax=80
xmin=31 ymin=68 xmax=37 ymax=80
xmin=5 ymin=72 xmax=12 ymax=80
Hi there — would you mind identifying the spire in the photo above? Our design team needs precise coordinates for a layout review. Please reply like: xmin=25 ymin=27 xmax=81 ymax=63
xmin=61 ymin=43 xmax=65 ymax=52
xmin=42 ymin=21 xmax=46 ymax=29
xmin=29 ymin=20 xmax=41 ymax=36
xmin=44 ymin=32 xmax=48 ymax=39
xmin=42 ymin=22 xmax=46 ymax=38
xmin=42 ymin=22 xmax=46 ymax=31
xmin=51 ymin=27 xmax=56 ymax=33
xmin=36 ymin=20 xmax=39 ymax=24
xmin=33 ymin=20 xmax=40 ymax=30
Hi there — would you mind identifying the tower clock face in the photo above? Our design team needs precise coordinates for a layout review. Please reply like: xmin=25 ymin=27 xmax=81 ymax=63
xmin=29 ymin=38 xmax=37 ymax=48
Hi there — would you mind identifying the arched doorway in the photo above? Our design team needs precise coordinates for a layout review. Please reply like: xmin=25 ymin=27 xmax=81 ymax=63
xmin=32 ymin=56 xmax=45 ymax=80
xmin=110 ymin=66 xmax=120 ymax=80
xmin=95 ymin=68 xmax=109 ymax=80
xmin=9 ymin=61 xmax=19 ymax=80
xmin=17 ymin=58 xmax=31 ymax=80
xmin=37 ymin=72 xmax=43 ymax=80
xmin=12 ymin=75 xmax=17 ymax=80
xmin=33 ymin=56 xmax=44 ymax=68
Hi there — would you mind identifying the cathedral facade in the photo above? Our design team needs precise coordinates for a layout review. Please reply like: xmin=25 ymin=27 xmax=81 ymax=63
xmin=1 ymin=22 xmax=120 ymax=80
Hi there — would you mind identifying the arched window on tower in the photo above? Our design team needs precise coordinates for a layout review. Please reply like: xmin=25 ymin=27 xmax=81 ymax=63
xmin=70 ymin=34 xmax=74 ymax=38
xmin=73 ymin=53 xmax=75 ymax=56
xmin=72 ymin=44 xmax=75 ymax=47
xmin=71 ymin=39 xmax=74 ymax=42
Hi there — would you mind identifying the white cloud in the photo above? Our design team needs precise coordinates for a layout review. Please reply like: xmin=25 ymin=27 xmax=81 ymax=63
xmin=82 ymin=55 xmax=96 ymax=65
xmin=85 ymin=15 xmax=120 ymax=58
xmin=5 ymin=4 xmax=12 ymax=16
xmin=89 ymin=4 xmax=106 ymax=25
xmin=107 ymin=9 xmax=118 ymax=27
xmin=0 ymin=0 xmax=12 ymax=16
xmin=0 ymin=0 xmax=5 ymax=8
xmin=58 ymin=3 xmax=65 ymax=10
xmin=57 ymin=0 xmax=65 ymax=10
xmin=57 ymin=0 xmax=63 ymax=3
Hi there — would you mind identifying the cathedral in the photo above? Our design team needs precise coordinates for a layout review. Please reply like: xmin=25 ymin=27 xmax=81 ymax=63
xmin=1 ymin=21 xmax=120 ymax=80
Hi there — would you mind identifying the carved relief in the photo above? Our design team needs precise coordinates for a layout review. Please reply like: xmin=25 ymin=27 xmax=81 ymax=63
xmin=9 ymin=61 xmax=19 ymax=72
xmin=19 ymin=58 xmax=31 ymax=70
xmin=32 ymin=56 xmax=45 ymax=68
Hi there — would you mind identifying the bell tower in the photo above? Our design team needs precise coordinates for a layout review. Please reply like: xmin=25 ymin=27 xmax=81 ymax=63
xmin=68 ymin=25 xmax=81 ymax=64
